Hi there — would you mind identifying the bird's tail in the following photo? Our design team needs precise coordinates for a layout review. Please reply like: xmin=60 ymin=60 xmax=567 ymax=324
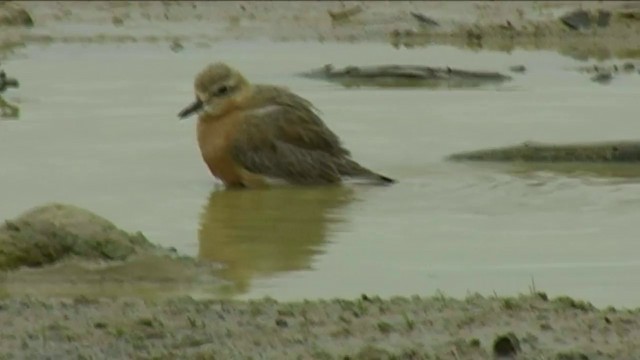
xmin=376 ymin=174 xmax=396 ymax=184
xmin=339 ymin=159 xmax=397 ymax=185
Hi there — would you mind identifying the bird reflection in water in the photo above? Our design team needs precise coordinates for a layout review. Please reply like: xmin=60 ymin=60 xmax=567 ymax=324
xmin=198 ymin=186 xmax=355 ymax=297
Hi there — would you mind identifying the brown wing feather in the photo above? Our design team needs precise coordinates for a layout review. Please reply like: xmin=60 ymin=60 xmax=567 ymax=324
xmin=229 ymin=115 xmax=338 ymax=184
xmin=247 ymin=85 xmax=351 ymax=157
xmin=230 ymin=86 xmax=395 ymax=185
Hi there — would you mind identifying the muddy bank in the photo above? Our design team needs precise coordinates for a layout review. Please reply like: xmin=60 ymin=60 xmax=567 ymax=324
xmin=1 ymin=1 xmax=640 ymax=61
xmin=0 ymin=293 xmax=637 ymax=359
xmin=447 ymin=140 xmax=640 ymax=163
xmin=0 ymin=203 xmax=226 ymax=299
xmin=299 ymin=64 xmax=512 ymax=89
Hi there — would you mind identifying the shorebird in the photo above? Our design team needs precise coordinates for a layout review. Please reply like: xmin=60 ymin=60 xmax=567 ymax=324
xmin=0 ymin=70 xmax=19 ymax=93
xmin=0 ymin=70 xmax=20 ymax=118
xmin=178 ymin=62 xmax=395 ymax=188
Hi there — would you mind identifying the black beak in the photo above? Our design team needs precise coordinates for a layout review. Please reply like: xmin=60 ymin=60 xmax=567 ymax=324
xmin=178 ymin=97 xmax=203 ymax=119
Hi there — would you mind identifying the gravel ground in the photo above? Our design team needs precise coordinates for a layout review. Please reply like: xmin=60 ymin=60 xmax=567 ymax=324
xmin=1 ymin=293 xmax=638 ymax=359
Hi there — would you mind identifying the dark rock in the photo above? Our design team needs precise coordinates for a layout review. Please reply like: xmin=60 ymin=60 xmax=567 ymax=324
xmin=555 ymin=351 xmax=589 ymax=360
xmin=351 ymin=345 xmax=392 ymax=360
xmin=328 ymin=5 xmax=363 ymax=22
xmin=622 ymin=62 xmax=635 ymax=72
xmin=170 ymin=40 xmax=184 ymax=52
xmin=560 ymin=9 xmax=591 ymax=30
xmin=596 ymin=10 xmax=611 ymax=27
xmin=617 ymin=10 xmax=640 ymax=21
xmin=509 ymin=65 xmax=526 ymax=73
xmin=591 ymin=71 xmax=612 ymax=84
xmin=410 ymin=12 xmax=439 ymax=26
xmin=493 ymin=332 xmax=520 ymax=357
xmin=111 ymin=16 xmax=124 ymax=26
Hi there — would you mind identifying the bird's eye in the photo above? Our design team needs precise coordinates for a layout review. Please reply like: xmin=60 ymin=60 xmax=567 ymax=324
xmin=215 ymin=85 xmax=229 ymax=96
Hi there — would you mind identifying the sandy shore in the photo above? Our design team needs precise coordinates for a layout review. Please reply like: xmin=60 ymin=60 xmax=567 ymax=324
xmin=3 ymin=1 xmax=640 ymax=359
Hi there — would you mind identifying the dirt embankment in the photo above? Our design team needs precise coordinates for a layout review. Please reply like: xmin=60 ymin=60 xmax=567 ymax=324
xmin=1 ymin=1 xmax=640 ymax=61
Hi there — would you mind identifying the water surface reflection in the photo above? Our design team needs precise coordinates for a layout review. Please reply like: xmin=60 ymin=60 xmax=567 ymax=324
xmin=198 ymin=186 xmax=355 ymax=296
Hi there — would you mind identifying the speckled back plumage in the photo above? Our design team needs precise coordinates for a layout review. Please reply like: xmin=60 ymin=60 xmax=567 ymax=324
xmin=229 ymin=85 xmax=391 ymax=185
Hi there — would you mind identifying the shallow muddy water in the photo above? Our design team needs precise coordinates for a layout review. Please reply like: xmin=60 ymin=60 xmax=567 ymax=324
xmin=2 ymin=41 xmax=640 ymax=307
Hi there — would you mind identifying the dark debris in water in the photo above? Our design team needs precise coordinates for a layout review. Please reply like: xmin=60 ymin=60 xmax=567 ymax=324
xmin=447 ymin=140 xmax=640 ymax=163
xmin=410 ymin=12 xmax=439 ymax=27
xmin=591 ymin=71 xmax=613 ymax=84
xmin=299 ymin=64 xmax=511 ymax=89
xmin=509 ymin=65 xmax=527 ymax=73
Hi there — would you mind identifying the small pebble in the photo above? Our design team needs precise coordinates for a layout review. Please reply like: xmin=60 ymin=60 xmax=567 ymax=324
xmin=622 ymin=62 xmax=635 ymax=72
xmin=591 ymin=72 xmax=612 ymax=84
xmin=170 ymin=40 xmax=184 ymax=53
xmin=111 ymin=16 xmax=124 ymax=26
xmin=509 ymin=65 xmax=527 ymax=73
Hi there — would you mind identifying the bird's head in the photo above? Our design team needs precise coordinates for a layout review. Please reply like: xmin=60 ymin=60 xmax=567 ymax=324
xmin=178 ymin=62 xmax=251 ymax=120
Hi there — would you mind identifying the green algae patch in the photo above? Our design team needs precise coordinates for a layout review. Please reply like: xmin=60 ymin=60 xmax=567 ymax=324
xmin=0 ymin=203 xmax=157 ymax=270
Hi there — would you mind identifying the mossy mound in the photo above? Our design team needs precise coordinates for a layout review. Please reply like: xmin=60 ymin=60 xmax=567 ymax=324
xmin=0 ymin=203 xmax=157 ymax=270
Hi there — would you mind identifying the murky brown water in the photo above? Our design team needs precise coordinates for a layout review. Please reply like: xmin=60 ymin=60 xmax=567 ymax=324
xmin=2 ymin=41 xmax=640 ymax=307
